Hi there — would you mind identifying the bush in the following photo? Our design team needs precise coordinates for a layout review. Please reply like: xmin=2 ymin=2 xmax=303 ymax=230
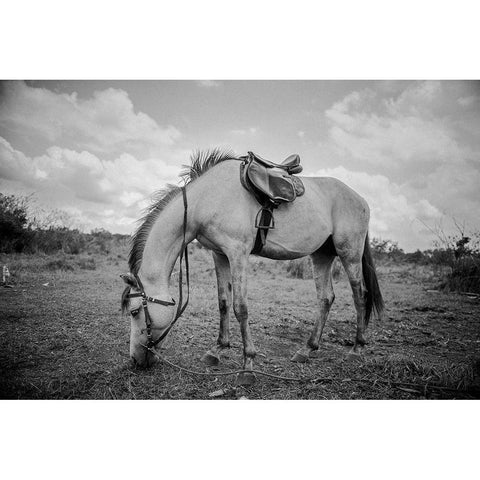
xmin=77 ymin=257 xmax=96 ymax=270
xmin=0 ymin=194 xmax=32 ymax=252
xmin=286 ymin=258 xmax=313 ymax=279
xmin=412 ymin=227 xmax=479 ymax=294
xmin=285 ymin=257 xmax=343 ymax=280
xmin=435 ymin=235 xmax=480 ymax=294
xmin=45 ymin=258 xmax=75 ymax=271
xmin=29 ymin=228 xmax=88 ymax=254
xmin=0 ymin=193 xmax=129 ymax=255
xmin=442 ymin=258 xmax=480 ymax=293
xmin=370 ymin=238 xmax=405 ymax=263
xmin=44 ymin=255 xmax=96 ymax=271
xmin=404 ymin=249 xmax=427 ymax=264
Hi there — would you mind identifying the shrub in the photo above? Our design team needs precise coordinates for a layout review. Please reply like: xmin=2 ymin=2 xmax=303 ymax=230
xmin=0 ymin=194 xmax=32 ymax=252
xmin=428 ymin=232 xmax=480 ymax=294
xmin=370 ymin=237 xmax=405 ymax=263
xmin=404 ymin=249 xmax=427 ymax=264
xmin=0 ymin=193 xmax=130 ymax=255
xmin=286 ymin=258 xmax=313 ymax=279
xmin=45 ymin=258 xmax=75 ymax=271
xmin=77 ymin=257 xmax=96 ymax=270
xmin=285 ymin=257 xmax=343 ymax=280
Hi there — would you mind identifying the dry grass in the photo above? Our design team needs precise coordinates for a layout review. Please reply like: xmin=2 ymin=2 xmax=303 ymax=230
xmin=1 ymin=246 xmax=479 ymax=399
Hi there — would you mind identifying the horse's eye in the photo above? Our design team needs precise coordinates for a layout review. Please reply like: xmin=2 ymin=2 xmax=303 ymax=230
xmin=130 ymin=307 xmax=141 ymax=317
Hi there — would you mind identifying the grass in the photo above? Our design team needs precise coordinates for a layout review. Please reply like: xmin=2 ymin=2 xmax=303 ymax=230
xmin=1 ymin=246 xmax=479 ymax=399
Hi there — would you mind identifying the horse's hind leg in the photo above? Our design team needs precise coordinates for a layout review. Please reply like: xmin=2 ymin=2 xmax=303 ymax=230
xmin=291 ymin=251 xmax=335 ymax=362
xmin=201 ymin=252 xmax=232 ymax=366
xmin=340 ymin=255 xmax=367 ymax=354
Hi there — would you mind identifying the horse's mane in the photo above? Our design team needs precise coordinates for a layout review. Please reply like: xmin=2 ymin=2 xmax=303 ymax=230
xmin=128 ymin=148 xmax=237 ymax=274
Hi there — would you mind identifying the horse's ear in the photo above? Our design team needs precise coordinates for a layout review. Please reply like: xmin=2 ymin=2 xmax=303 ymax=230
xmin=120 ymin=273 xmax=137 ymax=287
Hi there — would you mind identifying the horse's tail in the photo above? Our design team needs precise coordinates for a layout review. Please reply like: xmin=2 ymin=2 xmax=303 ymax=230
xmin=362 ymin=233 xmax=384 ymax=325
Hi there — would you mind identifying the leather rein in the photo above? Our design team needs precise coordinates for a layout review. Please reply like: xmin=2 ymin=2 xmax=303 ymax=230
xmin=127 ymin=186 xmax=190 ymax=351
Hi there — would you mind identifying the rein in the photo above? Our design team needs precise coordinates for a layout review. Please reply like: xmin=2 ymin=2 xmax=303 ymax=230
xmin=128 ymin=186 xmax=190 ymax=350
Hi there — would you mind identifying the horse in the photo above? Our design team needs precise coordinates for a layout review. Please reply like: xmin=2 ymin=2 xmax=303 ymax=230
xmin=121 ymin=149 xmax=384 ymax=385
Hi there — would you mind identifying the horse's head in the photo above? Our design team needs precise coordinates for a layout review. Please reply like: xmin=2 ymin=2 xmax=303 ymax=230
xmin=120 ymin=273 xmax=176 ymax=368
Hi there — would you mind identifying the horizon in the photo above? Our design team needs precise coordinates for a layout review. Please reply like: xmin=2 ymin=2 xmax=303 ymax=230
xmin=1 ymin=80 xmax=479 ymax=253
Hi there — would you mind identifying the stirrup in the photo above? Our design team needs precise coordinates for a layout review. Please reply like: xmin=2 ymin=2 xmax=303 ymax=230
xmin=255 ymin=207 xmax=275 ymax=230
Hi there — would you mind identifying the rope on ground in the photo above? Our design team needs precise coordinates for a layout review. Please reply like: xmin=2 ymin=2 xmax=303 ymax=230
xmin=143 ymin=346 xmax=474 ymax=396
xmin=144 ymin=346 xmax=329 ymax=382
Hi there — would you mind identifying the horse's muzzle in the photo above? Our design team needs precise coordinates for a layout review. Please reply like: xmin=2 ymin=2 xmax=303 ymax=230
xmin=130 ymin=352 xmax=158 ymax=369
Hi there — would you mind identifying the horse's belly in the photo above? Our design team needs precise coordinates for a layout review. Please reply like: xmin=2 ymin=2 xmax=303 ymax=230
xmin=257 ymin=191 xmax=333 ymax=259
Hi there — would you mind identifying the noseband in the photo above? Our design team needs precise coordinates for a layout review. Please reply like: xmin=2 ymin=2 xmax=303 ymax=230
xmin=127 ymin=186 xmax=190 ymax=351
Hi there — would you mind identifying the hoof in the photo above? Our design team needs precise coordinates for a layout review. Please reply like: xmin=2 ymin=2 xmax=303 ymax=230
xmin=308 ymin=349 xmax=321 ymax=359
xmin=201 ymin=352 xmax=220 ymax=366
xmin=351 ymin=342 xmax=365 ymax=354
xmin=291 ymin=351 xmax=309 ymax=363
xmin=236 ymin=371 xmax=256 ymax=386
xmin=347 ymin=348 xmax=362 ymax=361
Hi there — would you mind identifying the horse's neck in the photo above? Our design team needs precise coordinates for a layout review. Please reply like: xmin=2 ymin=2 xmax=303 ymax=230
xmin=139 ymin=192 xmax=194 ymax=290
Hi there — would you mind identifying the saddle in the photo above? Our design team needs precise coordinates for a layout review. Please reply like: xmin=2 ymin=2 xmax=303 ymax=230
xmin=240 ymin=151 xmax=305 ymax=254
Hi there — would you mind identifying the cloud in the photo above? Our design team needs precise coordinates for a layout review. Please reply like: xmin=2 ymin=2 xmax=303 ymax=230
xmin=0 ymin=81 xmax=181 ymax=158
xmin=324 ymin=82 xmax=465 ymax=168
xmin=458 ymin=95 xmax=479 ymax=107
xmin=309 ymin=166 xmax=442 ymax=251
xmin=403 ymin=159 xmax=480 ymax=225
xmin=318 ymin=81 xmax=480 ymax=250
xmin=0 ymin=136 xmax=182 ymax=233
xmin=197 ymin=80 xmax=222 ymax=88
xmin=230 ymin=127 xmax=258 ymax=135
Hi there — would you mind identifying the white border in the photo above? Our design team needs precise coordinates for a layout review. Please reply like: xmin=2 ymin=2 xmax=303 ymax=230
xmin=1 ymin=0 xmax=479 ymax=79
xmin=1 ymin=1 xmax=478 ymax=479
xmin=0 ymin=401 xmax=478 ymax=479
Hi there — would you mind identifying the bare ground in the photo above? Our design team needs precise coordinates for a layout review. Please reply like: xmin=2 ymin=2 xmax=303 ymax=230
xmin=1 ymin=247 xmax=479 ymax=399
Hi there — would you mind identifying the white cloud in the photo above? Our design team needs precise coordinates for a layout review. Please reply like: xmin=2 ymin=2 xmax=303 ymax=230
xmin=0 ymin=136 xmax=182 ymax=233
xmin=458 ymin=95 xmax=479 ymax=107
xmin=324 ymin=82 xmax=464 ymax=167
xmin=308 ymin=166 xmax=442 ymax=251
xmin=0 ymin=81 xmax=181 ymax=157
xmin=230 ymin=127 xmax=258 ymax=135
xmin=317 ymin=81 xmax=480 ymax=250
xmin=197 ymin=80 xmax=222 ymax=88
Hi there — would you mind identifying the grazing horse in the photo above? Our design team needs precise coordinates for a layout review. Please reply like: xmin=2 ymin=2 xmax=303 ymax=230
xmin=121 ymin=149 xmax=384 ymax=384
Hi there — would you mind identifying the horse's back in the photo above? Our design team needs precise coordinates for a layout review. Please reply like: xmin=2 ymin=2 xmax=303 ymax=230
xmin=302 ymin=175 xmax=370 ymax=227
xmin=192 ymin=161 xmax=370 ymax=258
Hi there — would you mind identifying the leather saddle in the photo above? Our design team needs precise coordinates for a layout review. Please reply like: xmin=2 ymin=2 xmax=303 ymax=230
xmin=240 ymin=151 xmax=305 ymax=254
xmin=248 ymin=151 xmax=303 ymax=175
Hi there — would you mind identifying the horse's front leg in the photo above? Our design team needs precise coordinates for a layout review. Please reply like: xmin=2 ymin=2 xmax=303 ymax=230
xmin=201 ymin=252 xmax=232 ymax=366
xmin=228 ymin=251 xmax=256 ymax=385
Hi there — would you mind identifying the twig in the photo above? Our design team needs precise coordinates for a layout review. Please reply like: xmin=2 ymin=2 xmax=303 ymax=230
xmin=108 ymin=387 xmax=117 ymax=400
xmin=458 ymin=291 xmax=480 ymax=298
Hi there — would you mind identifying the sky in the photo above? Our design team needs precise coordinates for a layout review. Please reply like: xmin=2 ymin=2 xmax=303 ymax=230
xmin=0 ymin=79 xmax=479 ymax=252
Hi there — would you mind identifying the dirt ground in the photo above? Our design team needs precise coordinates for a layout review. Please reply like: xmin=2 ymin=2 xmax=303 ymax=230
xmin=1 ymin=246 xmax=479 ymax=399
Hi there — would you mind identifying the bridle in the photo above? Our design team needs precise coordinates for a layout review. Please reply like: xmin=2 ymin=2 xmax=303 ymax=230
xmin=127 ymin=186 xmax=190 ymax=352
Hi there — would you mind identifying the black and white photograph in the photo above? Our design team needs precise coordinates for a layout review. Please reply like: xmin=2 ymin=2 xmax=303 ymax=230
xmin=2 ymin=78 xmax=479 ymax=400
xmin=1 ymin=1 xmax=478 ymax=479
